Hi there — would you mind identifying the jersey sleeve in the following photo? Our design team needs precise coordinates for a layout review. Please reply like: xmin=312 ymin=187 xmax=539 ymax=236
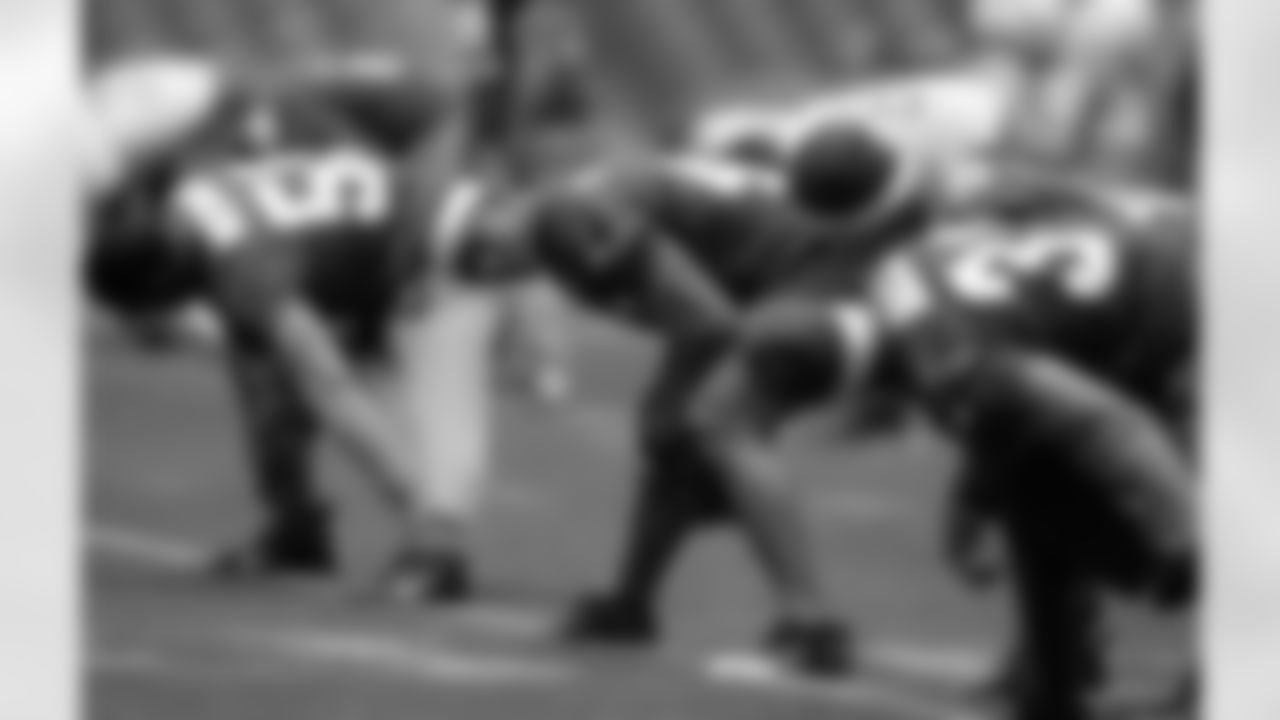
xmin=527 ymin=189 xmax=653 ymax=305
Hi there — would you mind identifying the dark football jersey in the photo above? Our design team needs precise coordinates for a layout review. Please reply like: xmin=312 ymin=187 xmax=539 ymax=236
xmin=868 ymin=199 xmax=1195 ymax=416
xmin=156 ymin=91 xmax=422 ymax=332
xmin=529 ymin=156 xmax=862 ymax=310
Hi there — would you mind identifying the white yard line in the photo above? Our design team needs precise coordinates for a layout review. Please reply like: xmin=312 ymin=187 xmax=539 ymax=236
xmin=245 ymin=627 xmax=576 ymax=687
xmin=89 ymin=522 xmax=992 ymax=707
xmin=443 ymin=602 xmax=561 ymax=641
xmin=89 ymin=525 xmax=205 ymax=569
xmin=89 ymin=645 xmax=304 ymax=684
xmin=89 ymin=647 xmax=176 ymax=677
xmin=704 ymin=651 xmax=983 ymax=720
xmin=445 ymin=600 xmax=991 ymax=688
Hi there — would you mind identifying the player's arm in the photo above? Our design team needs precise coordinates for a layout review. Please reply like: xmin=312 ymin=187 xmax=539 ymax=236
xmin=529 ymin=193 xmax=738 ymax=346
xmin=623 ymin=237 xmax=739 ymax=346
xmin=452 ymin=198 xmax=544 ymax=286
xmin=211 ymin=252 xmax=417 ymax=514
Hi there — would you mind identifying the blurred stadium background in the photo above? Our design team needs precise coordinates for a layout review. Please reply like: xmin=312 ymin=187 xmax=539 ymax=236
xmin=86 ymin=0 xmax=1194 ymax=186
xmin=86 ymin=0 xmax=972 ymax=133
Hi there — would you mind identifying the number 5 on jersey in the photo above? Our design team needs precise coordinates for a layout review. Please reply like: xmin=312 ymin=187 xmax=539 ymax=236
xmin=173 ymin=151 xmax=393 ymax=250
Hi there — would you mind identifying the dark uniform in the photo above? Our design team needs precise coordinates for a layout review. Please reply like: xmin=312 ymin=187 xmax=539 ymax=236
xmin=877 ymin=200 xmax=1196 ymax=432
xmin=88 ymin=77 xmax=441 ymax=573
xmin=527 ymin=156 xmax=925 ymax=313
xmin=863 ymin=202 xmax=1197 ymax=719
xmin=93 ymin=82 xmax=431 ymax=351
xmin=717 ymin=192 xmax=1196 ymax=699
xmin=516 ymin=156 xmax=921 ymax=667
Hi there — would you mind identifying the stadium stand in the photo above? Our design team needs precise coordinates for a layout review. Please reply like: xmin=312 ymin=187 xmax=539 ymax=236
xmin=85 ymin=0 xmax=1192 ymax=189
xmin=86 ymin=0 xmax=971 ymax=131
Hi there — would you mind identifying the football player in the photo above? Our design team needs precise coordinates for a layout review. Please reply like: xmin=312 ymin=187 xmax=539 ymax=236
xmin=689 ymin=141 xmax=1198 ymax=718
xmin=86 ymin=54 xmax=494 ymax=598
xmin=458 ymin=121 xmax=935 ymax=675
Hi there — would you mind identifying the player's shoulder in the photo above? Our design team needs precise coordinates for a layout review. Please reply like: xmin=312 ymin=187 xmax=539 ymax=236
xmin=657 ymin=151 xmax=783 ymax=200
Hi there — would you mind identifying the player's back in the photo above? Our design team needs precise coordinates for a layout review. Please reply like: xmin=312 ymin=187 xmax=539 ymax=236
xmin=166 ymin=89 xmax=417 ymax=323
xmin=631 ymin=156 xmax=838 ymax=302
xmin=877 ymin=197 xmax=1195 ymax=407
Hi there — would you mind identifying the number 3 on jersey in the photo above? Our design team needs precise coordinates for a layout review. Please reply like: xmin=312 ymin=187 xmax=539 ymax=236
xmin=174 ymin=150 xmax=392 ymax=250
xmin=945 ymin=223 xmax=1120 ymax=305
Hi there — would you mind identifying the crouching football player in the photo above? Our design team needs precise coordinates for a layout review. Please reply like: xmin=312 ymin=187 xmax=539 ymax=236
xmin=462 ymin=122 xmax=936 ymax=675
xmin=689 ymin=179 xmax=1198 ymax=719
xmin=86 ymin=57 xmax=493 ymax=599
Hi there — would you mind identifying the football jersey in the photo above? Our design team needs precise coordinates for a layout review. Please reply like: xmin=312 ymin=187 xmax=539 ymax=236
xmin=529 ymin=156 xmax=864 ymax=308
xmin=866 ymin=197 xmax=1194 ymax=412
xmin=157 ymin=91 xmax=420 ymax=328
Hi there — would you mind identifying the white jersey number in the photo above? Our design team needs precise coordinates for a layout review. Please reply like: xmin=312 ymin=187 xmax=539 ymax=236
xmin=174 ymin=150 xmax=393 ymax=250
xmin=942 ymin=222 xmax=1120 ymax=305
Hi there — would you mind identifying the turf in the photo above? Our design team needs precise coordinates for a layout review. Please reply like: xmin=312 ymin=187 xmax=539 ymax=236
xmin=86 ymin=314 xmax=1189 ymax=720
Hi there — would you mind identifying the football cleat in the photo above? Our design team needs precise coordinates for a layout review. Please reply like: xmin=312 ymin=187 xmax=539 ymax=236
xmin=763 ymin=617 xmax=857 ymax=678
xmin=560 ymin=594 xmax=658 ymax=646
xmin=208 ymin=515 xmax=336 ymax=579
xmin=377 ymin=547 xmax=474 ymax=605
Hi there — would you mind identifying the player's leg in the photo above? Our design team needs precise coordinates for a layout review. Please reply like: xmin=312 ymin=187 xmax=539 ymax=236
xmin=564 ymin=339 xmax=733 ymax=644
xmin=1000 ymin=479 xmax=1106 ymax=720
xmin=211 ymin=344 xmax=332 ymax=576
xmin=967 ymin=351 xmax=1197 ymax=715
xmin=382 ymin=276 xmax=502 ymax=602
xmin=973 ymin=350 xmax=1198 ymax=600
xmin=688 ymin=296 xmax=856 ymax=674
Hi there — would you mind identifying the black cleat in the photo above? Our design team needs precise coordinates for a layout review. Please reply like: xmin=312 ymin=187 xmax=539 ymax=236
xmin=378 ymin=548 xmax=474 ymax=605
xmin=764 ymin=617 xmax=856 ymax=679
xmin=561 ymin=595 xmax=657 ymax=646
xmin=209 ymin=520 xmax=336 ymax=579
